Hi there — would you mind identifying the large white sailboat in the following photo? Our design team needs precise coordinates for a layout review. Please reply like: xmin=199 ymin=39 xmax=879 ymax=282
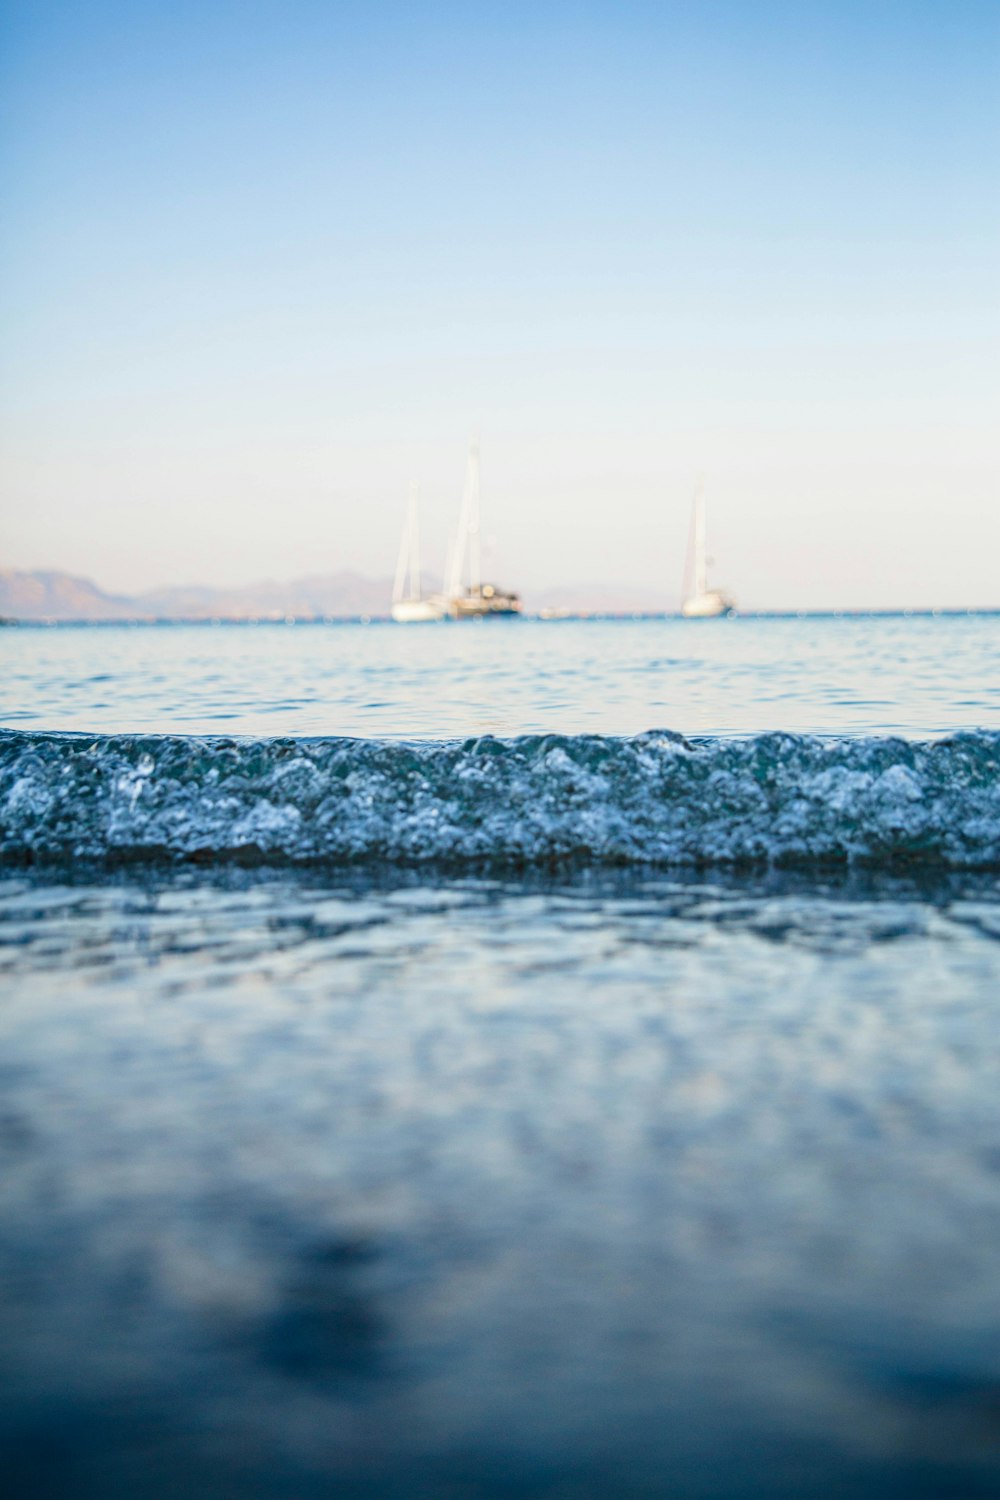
xmin=681 ymin=480 xmax=735 ymax=618
xmin=445 ymin=441 xmax=521 ymax=619
xmin=391 ymin=488 xmax=447 ymax=623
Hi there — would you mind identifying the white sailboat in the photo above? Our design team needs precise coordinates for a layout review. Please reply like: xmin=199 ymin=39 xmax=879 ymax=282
xmin=445 ymin=440 xmax=521 ymax=619
xmin=391 ymin=488 xmax=447 ymax=623
xmin=681 ymin=480 xmax=735 ymax=618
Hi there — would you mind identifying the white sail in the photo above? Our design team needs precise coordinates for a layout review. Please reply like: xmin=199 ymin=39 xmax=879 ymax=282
xmin=407 ymin=489 xmax=421 ymax=602
xmin=392 ymin=496 xmax=412 ymax=606
xmin=447 ymin=441 xmax=480 ymax=598
xmin=681 ymin=479 xmax=735 ymax=618
xmin=467 ymin=441 xmax=481 ymax=597
xmin=391 ymin=487 xmax=446 ymax=622
xmin=443 ymin=439 xmax=521 ymax=618
xmin=693 ymin=479 xmax=707 ymax=598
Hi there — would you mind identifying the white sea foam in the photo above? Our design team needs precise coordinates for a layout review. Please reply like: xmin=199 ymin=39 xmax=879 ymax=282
xmin=1 ymin=729 xmax=998 ymax=870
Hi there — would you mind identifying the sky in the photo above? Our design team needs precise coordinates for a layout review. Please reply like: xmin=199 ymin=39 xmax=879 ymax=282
xmin=1 ymin=0 xmax=997 ymax=609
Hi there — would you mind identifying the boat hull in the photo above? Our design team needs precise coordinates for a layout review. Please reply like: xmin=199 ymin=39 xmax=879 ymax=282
xmin=681 ymin=591 xmax=734 ymax=618
xmin=391 ymin=598 xmax=447 ymax=623
xmin=449 ymin=586 xmax=522 ymax=619
xmin=451 ymin=599 xmax=521 ymax=619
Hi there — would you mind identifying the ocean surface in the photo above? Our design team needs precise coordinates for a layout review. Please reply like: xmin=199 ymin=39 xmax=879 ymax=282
xmin=2 ymin=615 xmax=1000 ymax=1498
xmin=3 ymin=612 xmax=998 ymax=738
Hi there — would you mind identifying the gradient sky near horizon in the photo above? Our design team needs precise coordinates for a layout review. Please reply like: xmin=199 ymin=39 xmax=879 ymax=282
xmin=1 ymin=0 xmax=997 ymax=608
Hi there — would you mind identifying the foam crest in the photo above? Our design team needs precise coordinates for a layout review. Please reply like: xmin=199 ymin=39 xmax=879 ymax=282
xmin=1 ymin=729 xmax=998 ymax=870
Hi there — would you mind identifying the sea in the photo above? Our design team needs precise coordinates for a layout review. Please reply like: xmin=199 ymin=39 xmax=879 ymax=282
xmin=2 ymin=613 xmax=999 ymax=1499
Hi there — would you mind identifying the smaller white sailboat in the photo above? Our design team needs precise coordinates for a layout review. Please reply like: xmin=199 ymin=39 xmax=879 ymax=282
xmin=681 ymin=480 xmax=735 ymax=618
xmin=391 ymin=488 xmax=447 ymax=623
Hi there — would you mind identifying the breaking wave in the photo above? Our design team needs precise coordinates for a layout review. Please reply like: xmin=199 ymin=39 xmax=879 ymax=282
xmin=1 ymin=728 xmax=999 ymax=871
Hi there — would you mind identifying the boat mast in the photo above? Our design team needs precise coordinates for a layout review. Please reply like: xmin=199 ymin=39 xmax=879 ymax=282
xmin=443 ymin=536 xmax=458 ymax=601
xmin=408 ymin=485 xmax=421 ymax=601
xmin=447 ymin=438 xmax=481 ymax=598
xmin=447 ymin=479 xmax=466 ymax=599
xmin=467 ymin=439 xmax=481 ymax=596
xmin=693 ymin=478 xmax=707 ymax=598
xmin=393 ymin=487 xmax=423 ymax=604
xmin=393 ymin=499 xmax=409 ymax=605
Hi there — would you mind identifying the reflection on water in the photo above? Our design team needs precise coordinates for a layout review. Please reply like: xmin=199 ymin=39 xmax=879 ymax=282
xmin=2 ymin=866 xmax=1000 ymax=1497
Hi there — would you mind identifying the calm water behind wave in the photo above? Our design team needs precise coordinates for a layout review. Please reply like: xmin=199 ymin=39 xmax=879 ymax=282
xmin=3 ymin=613 xmax=998 ymax=738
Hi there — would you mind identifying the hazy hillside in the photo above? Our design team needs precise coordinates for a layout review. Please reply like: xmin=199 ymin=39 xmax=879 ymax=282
xmin=0 ymin=569 xmax=396 ymax=621
xmin=0 ymin=569 xmax=139 ymax=621
xmin=135 ymin=571 xmax=395 ymax=620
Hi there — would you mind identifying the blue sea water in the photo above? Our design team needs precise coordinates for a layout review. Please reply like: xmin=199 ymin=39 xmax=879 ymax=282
xmin=2 ymin=616 xmax=1000 ymax=1498
xmin=1 ymin=612 xmax=998 ymax=737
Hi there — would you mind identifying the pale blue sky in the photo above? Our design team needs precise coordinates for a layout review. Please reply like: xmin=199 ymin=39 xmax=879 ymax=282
xmin=1 ymin=0 xmax=997 ymax=606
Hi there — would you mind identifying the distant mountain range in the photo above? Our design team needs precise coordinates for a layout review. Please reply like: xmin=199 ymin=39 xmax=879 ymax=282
xmin=0 ymin=569 xmax=671 ymax=621
xmin=0 ymin=569 xmax=399 ymax=622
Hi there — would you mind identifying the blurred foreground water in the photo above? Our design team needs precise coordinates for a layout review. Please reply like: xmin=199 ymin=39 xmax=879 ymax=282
xmin=2 ymin=866 xmax=1000 ymax=1498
